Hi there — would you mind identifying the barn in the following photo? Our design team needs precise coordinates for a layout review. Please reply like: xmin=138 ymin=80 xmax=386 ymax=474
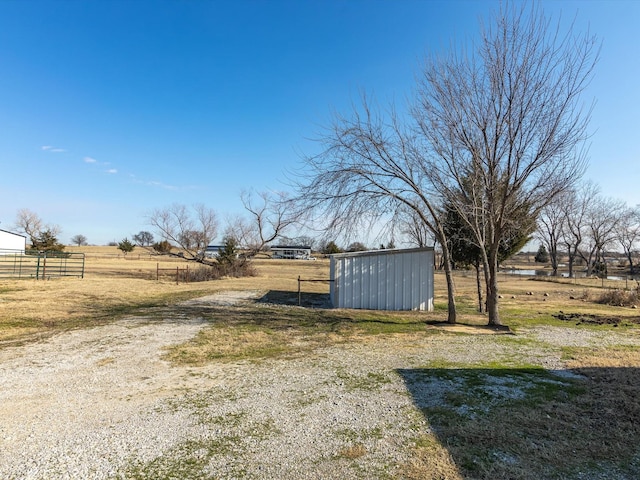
xmin=0 ymin=229 xmax=27 ymax=253
xmin=329 ymin=247 xmax=434 ymax=311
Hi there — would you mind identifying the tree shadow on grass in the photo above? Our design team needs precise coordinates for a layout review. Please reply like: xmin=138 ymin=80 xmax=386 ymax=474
xmin=398 ymin=366 xmax=640 ymax=479
xmin=170 ymin=292 xmax=434 ymax=336
xmin=258 ymin=290 xmax=332 ymax=308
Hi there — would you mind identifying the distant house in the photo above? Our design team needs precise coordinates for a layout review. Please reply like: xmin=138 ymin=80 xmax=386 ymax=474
xmin=203 ymin=245 xmax=224 ymax=258
xmin=330 ymin=247 xmax=434 ymax=311
xmin=271 ymin=245 xmax=313 ymax=260
xmin=0 ymin=229 xmax=27 ymax=253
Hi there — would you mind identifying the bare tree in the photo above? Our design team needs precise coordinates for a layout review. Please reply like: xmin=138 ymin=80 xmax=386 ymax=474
xmin=230 ymin=190 xmax=296 ymax=258
xmin=560 ymin=184 xmax=594 ymax=278
xmin=537 ymin=191 xmax=572 ymax=276
xmin=146 ymin=203 xmax=218 ymax=263
xmin=414 ymin=3 xmax=598 ymax=325
xmin=14 ymin=208 xmax=61 ymax=247
xmin=133 ymin=231 xmax=154 ymax=246
xmin=581 ymin=196 xmax=626 ymax=275
xmin=70 ymin=234 xmax=88 ymax=246
xmin=398 ymin=207 xmax=436 ymax=248
xmin=617 ymin=206 xmax=640 ymax=274
xmin=295 ymin=98 xmax=459 ymax=323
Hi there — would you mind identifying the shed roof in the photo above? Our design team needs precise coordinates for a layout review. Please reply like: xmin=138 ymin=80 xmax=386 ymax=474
xmin=0 ymin=229 xmax=26 ymax=238
xmin=329 ymin=246 xmax=434 ymax=259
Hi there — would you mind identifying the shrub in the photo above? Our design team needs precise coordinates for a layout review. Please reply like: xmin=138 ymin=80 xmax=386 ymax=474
xmin=153 ymin=240 xmax=172 ymax=254
xmin=597 ymin=289 xmax=639 ymax=307
xmin=184 ymin=262 xmax=257 ymax=282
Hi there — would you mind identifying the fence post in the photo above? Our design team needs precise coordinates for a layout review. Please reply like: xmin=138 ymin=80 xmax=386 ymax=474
xmin=176 ymin=266 xmax=179 ymax=285
xmin=298 ymin=275 xmax=301 ymax=306
xmin=157 ymin=263 xmax=159 ymax=281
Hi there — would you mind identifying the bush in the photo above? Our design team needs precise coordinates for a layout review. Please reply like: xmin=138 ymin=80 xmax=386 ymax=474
xmin=184 ymin=262 xmax=257 ymax=282
xmin=153 ymin=240 xmax=172 ymax=254
xmin=597 ymin=289 xmax=639 ymax=307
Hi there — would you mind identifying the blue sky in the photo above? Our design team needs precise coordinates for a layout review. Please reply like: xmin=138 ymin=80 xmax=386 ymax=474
xmin=0 ymin=0 xmax=638 ymax=246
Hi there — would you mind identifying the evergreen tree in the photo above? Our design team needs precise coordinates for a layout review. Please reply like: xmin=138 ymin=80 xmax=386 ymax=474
xmin=217 ymin=236 xmax=239 ymax=265
xmin=32 ymin=229 xmax=65 ymax=252
xmin=535 ymin=245 xmax=550 ymax=263
xmin=322 ymin=241 xmax=342 ymax=254
xmin=443 ymin=201 xmax=536 ymax=312
xmin=117 ymin=238 xmax=135 ymax=256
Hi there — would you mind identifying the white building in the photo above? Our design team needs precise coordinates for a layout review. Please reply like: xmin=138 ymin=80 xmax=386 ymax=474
xmin=203 ymin=245 xmax=223 ymax=258
xmin=271 ymin=246 xmax=313 ymax=260
xmin=0 ymin=229 xmax=26 ymax=253
xmin=330 ymin=247 xmax=434 ymax=311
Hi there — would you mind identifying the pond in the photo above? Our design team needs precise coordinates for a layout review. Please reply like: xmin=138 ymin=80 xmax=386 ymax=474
xmin=500 ymin=268 xmax=640 ymax=282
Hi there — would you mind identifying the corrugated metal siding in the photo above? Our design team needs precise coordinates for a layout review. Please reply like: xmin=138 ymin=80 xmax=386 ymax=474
xmin=330 ymin=248 xmax=434 ymax=311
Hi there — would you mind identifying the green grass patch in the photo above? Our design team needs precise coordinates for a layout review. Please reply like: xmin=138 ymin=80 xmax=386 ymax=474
xmin=335 ymin=368 xmax=392 ymax=392
xmin=165 ymin=303 xmax=440 ymax=365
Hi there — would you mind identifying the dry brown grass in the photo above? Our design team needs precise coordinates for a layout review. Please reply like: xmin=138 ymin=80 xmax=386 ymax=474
xmin=403 ymin=436 xmax=464 ymax=480
xmin=0 ymin=250 xmax=336 ymax=346
xmin=3 ymin=248 xmax=639 ymax=346
xmin=338 ymin=443 xmax=368 ymax=460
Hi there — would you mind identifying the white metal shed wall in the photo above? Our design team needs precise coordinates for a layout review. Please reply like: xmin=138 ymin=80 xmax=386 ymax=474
xmin=330 ymin=248 xmax=434 ymax=311
xmin=0 ymin=230 xmax=26 ymax=253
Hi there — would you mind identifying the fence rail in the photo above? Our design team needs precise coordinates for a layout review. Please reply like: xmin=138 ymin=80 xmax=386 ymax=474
xmin=156 ymin=263 xmax=191 ymax=284
xmin=0 ymin=249 xmax=85 ymax=279
xmin=297 ymin=276 xmax=334 ymax=306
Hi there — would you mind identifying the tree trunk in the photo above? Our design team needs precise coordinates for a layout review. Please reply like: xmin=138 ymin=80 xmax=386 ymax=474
xmin=475 ymin=261 xmax=484 ymax=313
xmin=568 ymin=248 xmax=575 ymax=278
xmin=485 ymin=248 xmax=501 ymax=326
xmin=550 ymin=245 xmax=558 ymax=276
xmin=439 ymin=237 xmax=457 ymax=324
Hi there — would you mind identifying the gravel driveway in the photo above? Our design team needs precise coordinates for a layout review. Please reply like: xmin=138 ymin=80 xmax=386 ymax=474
xmin=1 ymin=292 xmax=637 ymax=479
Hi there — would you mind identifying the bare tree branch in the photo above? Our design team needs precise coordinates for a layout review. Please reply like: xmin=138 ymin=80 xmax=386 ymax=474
xmin=146 ymin=203 xmax=219 ymax=264
xmin=414 ymin=3 xmax=598 ymax=325
xmin=235 ymin=190 xmax=296 ymax=257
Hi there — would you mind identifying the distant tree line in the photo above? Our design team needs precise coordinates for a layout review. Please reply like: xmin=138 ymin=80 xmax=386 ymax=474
xmin=536 ymin=181 xmax=640 ymax=276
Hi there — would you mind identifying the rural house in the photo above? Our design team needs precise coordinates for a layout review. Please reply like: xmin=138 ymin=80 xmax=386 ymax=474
xmin=271 ymin=245 xmax=314 ymax=260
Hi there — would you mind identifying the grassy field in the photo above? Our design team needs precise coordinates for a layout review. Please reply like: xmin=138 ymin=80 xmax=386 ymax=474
xmin=2 ymin=246 xmax=640 ymax=478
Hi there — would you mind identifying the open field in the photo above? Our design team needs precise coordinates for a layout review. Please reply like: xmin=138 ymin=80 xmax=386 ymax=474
xmin=1 ymin=248 xmax=640 ymax=479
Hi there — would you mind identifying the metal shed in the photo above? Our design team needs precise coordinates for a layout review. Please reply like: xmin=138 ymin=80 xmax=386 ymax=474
xmin=330 ymin=247 xmax=434 ymax=311
xmin=0 ymin=229 xmax=26 ymax=253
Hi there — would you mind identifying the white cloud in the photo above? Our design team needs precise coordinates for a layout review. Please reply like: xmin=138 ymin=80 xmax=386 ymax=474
xmin=84 ymin=157 xmax=97 ymax=164
xmin=148 ymin=180 xmax=178 ymax=191
xmin=106 ymin=169 xmax=118 ymax=174
xmin=41 ymin=145 xmax=66 ymax=153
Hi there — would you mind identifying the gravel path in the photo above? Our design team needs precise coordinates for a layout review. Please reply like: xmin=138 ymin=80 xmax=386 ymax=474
xmin=1 ymin=292 xmax=637 ymax=479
